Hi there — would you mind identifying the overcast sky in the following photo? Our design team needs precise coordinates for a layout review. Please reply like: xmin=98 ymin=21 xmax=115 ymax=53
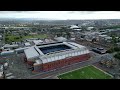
xmin=0 ymin=11 xmax=120 ymax=20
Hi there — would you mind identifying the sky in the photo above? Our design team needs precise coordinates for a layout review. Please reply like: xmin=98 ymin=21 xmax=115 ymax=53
xmin=0 ymin=11 xmax=120 ymax=20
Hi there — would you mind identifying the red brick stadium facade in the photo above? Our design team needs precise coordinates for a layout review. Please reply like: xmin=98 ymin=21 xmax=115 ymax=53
xmin=24 ymin=53 xmax=90 ymax=72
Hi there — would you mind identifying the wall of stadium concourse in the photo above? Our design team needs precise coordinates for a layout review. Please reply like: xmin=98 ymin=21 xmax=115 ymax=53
xmin=24 ymin=53 xmax=90 ymax=72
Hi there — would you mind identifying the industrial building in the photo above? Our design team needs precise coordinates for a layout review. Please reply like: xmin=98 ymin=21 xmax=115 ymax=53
xmin=24 ymin=42 xmax=31 ymax=47
xmin=24 ymin=42 xmax=90 ymax=72
xmin=70 ymin=25 xmax=81 ymax=31
xmin=2 ymin=44 xmax=19 ymax=50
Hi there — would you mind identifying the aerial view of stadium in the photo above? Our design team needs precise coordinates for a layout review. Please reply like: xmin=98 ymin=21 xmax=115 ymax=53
xmin=24 ymin=42 xmax=90 ymax=72
xmin=1 ymin=11 xmax=120 ymax=79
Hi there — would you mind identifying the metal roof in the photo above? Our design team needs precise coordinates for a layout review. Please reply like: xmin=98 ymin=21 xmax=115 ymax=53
xmin=33 ymin=40 xmax=43 ymax=45
xmin=54 ymin=37 xmax=67 ymax=42
xmin=24 ymin=42 xmax=89 ymax=64
xmin=70 ymin=25 xmax=80 ymax=29
xmin=24 ymin=42 xmax=31 ymax=46
xmin=3 ymin=44 xmax=18 ymax=48
xmin=24 ymin=46 xmax=40 ymax=59
xmin=67 ymin=42 xmax=85 ymax=49
xmin=1 ymin=50 xmax=14 ymax=55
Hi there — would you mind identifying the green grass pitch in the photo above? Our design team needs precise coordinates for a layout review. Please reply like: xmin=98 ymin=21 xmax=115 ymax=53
xmin=58 ymin=66 xmax=112 ymax=79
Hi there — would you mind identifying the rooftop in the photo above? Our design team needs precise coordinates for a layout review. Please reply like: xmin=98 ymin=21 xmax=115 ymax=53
xmin=24 ymin=46 xmax=40 ymax=59
xmin=54 ymin=37 xmax=67 ymax=42
xmin=70 ymin=25 xmax=80 ymax=29
xmin=24 ymin=42 xmax=89 ymax=64
xmin=24 ymin=42 xmax=31 ymax=46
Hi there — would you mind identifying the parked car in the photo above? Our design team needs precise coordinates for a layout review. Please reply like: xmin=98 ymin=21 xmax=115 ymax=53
xmin=92 ymin=48 xmax=107 ymax=54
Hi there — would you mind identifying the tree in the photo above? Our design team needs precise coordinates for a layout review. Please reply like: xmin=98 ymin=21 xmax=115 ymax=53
xmin=114 ymin=52 xmax=120 ymax=59
xmin=15 ymin=37 xmax=20 ymax=40
xmin=5 ymin=37 xmax=9 ymax=41
xmin=24 ymin=33 xmax=28 ymax=36
xmin=66 ymin=32 xmax=71 ymax=39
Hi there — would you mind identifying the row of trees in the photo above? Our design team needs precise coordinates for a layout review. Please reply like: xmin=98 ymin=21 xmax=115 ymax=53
xmin=50 ymin=27 xmax=72 ymax=39
xmin=99 ymin=25 xmax=120 ymax=30
xmin=111 ymin=35 xmax=120 ymax=44
xmin=106 ymin=47 xmax=120 ymax=53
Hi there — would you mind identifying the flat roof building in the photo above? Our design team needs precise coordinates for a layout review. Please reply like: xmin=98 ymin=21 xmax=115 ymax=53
xmin=3 ymin=44 xmax=19 ymax=49
xmin=24 ymin=42 xmax=31 ymax=47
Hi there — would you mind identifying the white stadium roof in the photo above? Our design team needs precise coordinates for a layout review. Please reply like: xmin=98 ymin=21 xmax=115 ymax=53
xmin=24 ymin=47 xmax=40 ymax=59
xmin=24 ymin=42 xmax=89 ymax=64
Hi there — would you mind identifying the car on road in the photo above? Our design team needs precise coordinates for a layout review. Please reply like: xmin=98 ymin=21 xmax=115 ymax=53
xmin=92 ymin=48 xmax=107 ymax=54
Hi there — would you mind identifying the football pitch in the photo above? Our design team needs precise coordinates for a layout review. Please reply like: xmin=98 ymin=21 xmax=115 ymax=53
xmin=58 ymin=66 xmax=113 ymax=79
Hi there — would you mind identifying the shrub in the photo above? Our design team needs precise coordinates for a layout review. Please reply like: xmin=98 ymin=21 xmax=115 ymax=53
xmin=114 ymin=47 xmax=120 ymax=52
xmin=114 ymin=52 xmax=120 ymax=59
xmin=106 ymin=48 xmax=114 ymax=53
xmin=107 ymin=47 xmax=120 ymax=53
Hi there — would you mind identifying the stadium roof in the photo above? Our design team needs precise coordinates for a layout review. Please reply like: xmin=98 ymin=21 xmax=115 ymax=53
xmin=24 ymin=47 xmax=40 ymax=59
xmin=24 ymin=42 xmax=89 ymax=64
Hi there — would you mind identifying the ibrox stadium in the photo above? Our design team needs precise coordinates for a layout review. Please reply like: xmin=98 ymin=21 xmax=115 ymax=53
xmin=24 ymin=42 xmax=90 ymax=72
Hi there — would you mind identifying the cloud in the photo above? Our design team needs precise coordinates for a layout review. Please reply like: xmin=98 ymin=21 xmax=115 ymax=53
xmin=67 ymin=11 xmax=97 ymax=14
xmin=0 ymin=11 xmax=120 ymax=19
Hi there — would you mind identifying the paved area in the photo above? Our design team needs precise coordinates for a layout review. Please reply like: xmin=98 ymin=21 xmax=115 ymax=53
xmin=94 ymin=58 xmax=120 ymax=79
xmin=0 ymin=53 xmax=36 ymax=79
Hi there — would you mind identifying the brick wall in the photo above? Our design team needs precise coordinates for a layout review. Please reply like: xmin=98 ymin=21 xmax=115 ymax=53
xmin=42 ymin=53 xmax=90 ymax=71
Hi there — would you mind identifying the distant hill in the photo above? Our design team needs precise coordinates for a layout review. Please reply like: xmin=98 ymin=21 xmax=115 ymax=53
xmin=0 ymin=18 xmax=120 ymax=26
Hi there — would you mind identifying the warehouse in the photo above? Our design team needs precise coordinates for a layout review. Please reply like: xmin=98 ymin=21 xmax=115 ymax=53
xmin=2 ymin=44 xmax=19 ymax=50
xmin=70 ymin=25 xmax=81 ymax=31
xmin=24 ymin=42 xmax=90 ymax=72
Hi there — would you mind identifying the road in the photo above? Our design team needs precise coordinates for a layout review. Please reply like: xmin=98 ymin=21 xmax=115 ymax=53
xmin=27 ymin=53 xmax=107 ymax=79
